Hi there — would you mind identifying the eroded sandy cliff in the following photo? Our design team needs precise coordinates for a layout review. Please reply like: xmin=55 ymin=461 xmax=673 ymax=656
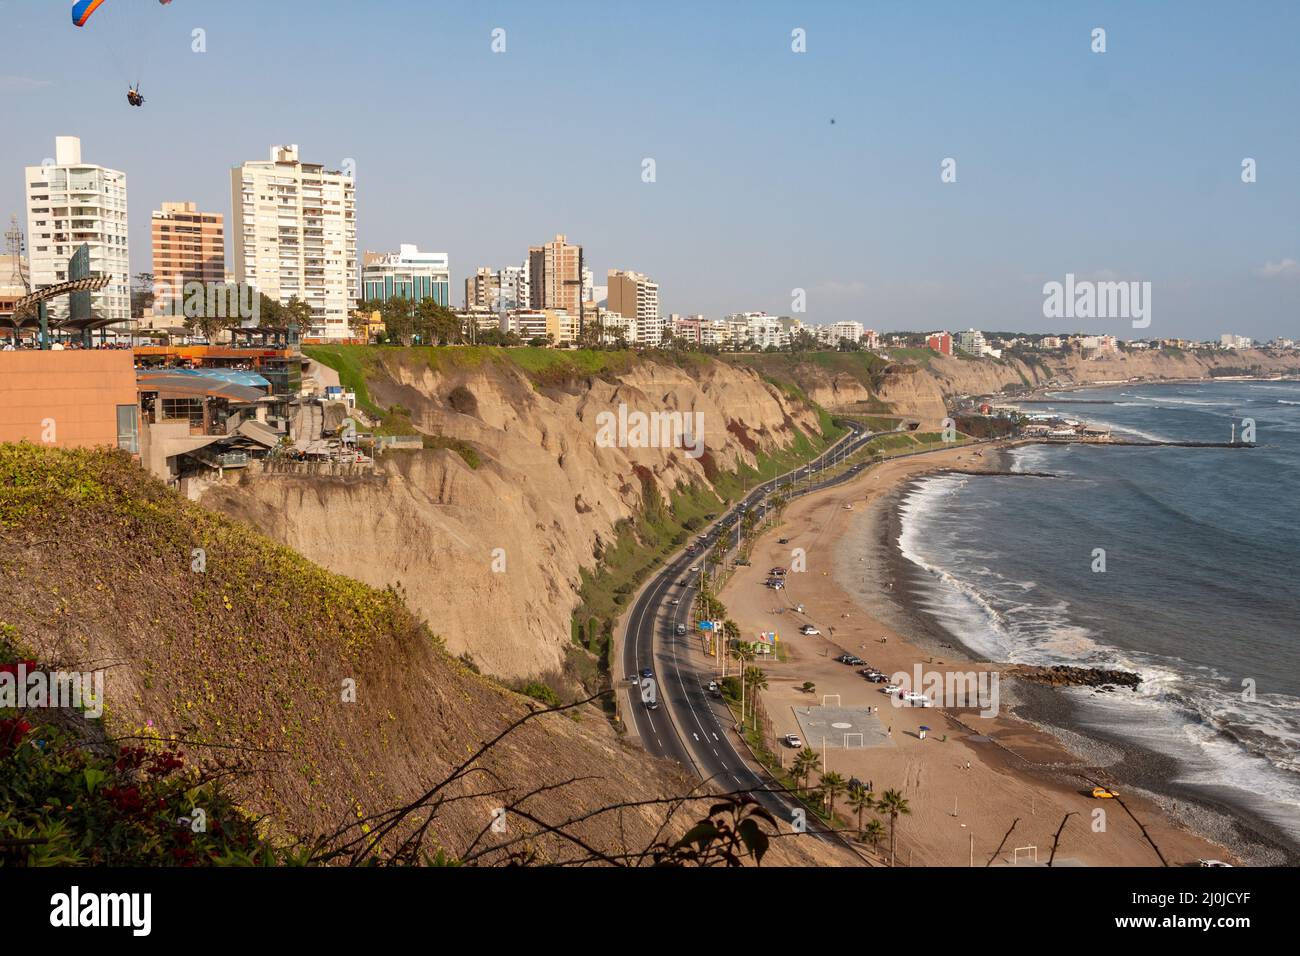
xmin=205 ymin=353 xmax=825 ymax=680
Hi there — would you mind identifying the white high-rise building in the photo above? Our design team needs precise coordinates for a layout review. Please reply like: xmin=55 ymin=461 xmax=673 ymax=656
xmin=955 ymin=328 xmax=988 ymax=355
xmin=24 ymin=136 xmax=130 ymax=325
xmin=499 ymin=264 xmax=529 ymax=312
xmin=821 ymin=321 xmax=864 ymax=346
xmin=726 ymin=312 xmax=787 ymax=350
xmin=361 ymin=245 xmax=450 ymax=305
xmin=230 ymin=145 xmax=358 ymax=340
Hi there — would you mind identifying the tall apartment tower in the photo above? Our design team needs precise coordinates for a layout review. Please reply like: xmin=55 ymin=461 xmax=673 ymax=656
xmin=606 ymin=269 xmax=662 ymax=347
xmin=527 ymin=234 xmax=582 ymax=315
xmin=151 ymin=201 xmax=224 ymax=308
xmin=464 ymin=267 xmax=499 ymax=310
xmin=465 ymin=263 xmax=529 ymax=311
xmin=24 ymin=136 xmax=130 ymax=325
xmin=230 ymin=145 xmax=358 ymax=340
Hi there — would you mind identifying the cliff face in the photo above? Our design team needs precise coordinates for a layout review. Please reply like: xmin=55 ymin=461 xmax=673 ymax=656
xmin=777 ymin=348 xmax=1296 ymax=427
xmin=204 ymin=353 xmax=824 ymax=681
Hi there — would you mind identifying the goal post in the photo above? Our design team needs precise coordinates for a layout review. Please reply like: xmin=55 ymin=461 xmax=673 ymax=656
xmin=1013 ymin=845 xmax=1038 ymax=865
xmin=821 ymin=694 xmax=841 ymax=708
xmin=843 ymin=732 xmax=864 ymax=748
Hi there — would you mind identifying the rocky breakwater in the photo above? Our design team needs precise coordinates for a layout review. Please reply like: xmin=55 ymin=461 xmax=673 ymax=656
xmin=1004 ymin=664 xmax=1142 ymax=692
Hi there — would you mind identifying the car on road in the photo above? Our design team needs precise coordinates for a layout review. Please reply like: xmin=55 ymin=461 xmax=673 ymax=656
xmin=783 ymin=734 xmax=803 ymax=748
xmin=799 ymin=625 xmax=820 ymax=635
xmin=669 ymin=598 xmax=680 ymax=605
xmin=674 ymin=623 xmax=687 ymax=636
xmin=688 ymin=566 xmax=700 ymax=573
xmin=640 ymin=668 xmax=654 ymax=679
xmin=705 ymin=680 xmax=721 ymax=698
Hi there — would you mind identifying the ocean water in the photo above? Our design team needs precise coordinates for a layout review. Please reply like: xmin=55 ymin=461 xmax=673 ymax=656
xmin=895 ymin=380 xmax=1300 ymax=848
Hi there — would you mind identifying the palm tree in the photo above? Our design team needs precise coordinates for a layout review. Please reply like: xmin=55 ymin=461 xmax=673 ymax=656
xmin=731 ymin=641 xmax=754 ymax=671
xmin=820 ymin=771 xmax=847 ymax=821
xmin=722 ymin=619 xmax=741 ymax=645
xmin=792 ymin=747 xmax=821 ymax=794
xmin=846 ymin=785 xmax=876 ymax=840
xmin=862 ymin=818 xmax=886 ymax=851
xmin=743 ymin=666 xmax=768 ymax=721
xmin=876 ymin=788 xmax=912 ymax=866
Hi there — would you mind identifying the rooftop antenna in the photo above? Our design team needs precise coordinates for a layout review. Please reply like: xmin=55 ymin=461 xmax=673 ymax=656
xmin=5 ymin=215 xmax=30 ymax=293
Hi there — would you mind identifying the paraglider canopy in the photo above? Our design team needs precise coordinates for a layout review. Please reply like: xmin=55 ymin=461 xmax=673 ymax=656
xmin=71 ymin=0 xmax=107 ymax=27
xmin=72 ymin=1 xmax=173 ymax=106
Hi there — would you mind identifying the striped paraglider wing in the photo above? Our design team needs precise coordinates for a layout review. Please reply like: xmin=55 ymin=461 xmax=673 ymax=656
xmin=72 ymin=0 xmax=109 ymax=27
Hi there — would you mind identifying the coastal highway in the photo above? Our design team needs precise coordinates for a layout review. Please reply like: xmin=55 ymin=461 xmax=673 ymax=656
xmin=621 ymin=421 xmax=879 ymax=833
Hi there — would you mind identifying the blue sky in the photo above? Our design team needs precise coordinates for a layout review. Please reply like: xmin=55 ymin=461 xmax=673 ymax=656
xmin=2 ymin=0 xmax=1297 ymax=340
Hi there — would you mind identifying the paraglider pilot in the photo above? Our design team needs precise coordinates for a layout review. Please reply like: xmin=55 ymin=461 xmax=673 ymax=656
xmin=127 ymin=84 xmax=144 ymax=107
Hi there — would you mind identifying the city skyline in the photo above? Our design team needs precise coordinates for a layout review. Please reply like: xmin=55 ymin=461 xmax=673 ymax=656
xmin=1 ymin=0 xmax=1297 ymax=339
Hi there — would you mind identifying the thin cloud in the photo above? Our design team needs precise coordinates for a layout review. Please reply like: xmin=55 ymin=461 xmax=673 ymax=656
xmin=1255 ymin=258 xmax=1300 ymax=280
xmin=0 ymin=75 xmax=53 ymax=93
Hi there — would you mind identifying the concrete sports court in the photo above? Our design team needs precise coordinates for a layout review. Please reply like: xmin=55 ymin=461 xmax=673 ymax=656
xmin=791 ymin=704 xmax=891 ymax=749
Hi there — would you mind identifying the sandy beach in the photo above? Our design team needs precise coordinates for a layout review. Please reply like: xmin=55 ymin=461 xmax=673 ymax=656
xmin=715 ymin=441 xmax=1239 ymax=867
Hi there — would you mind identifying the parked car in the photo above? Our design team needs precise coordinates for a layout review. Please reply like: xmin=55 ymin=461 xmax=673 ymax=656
xmin=1198 ymin=859 xmax=1233 ymax=867
xmin=882 ymin=684 xmax=901 ymax=695
xmin=844 ymin=656 xmax=864 ymax=666
xmin=799 ymin=625 xmax=820 ymax=636
xmin=901 ymin=691 xmax=931 ymax=706
xmin=1090 ymin=786 xmax=1119 ymax=799
xmin=834 ymin=654 xmax=854 ymax=664
xmin=777 ymin=537 xmax=789 ymax=544
xmin=863 ymin=672 xmax=888 ymax=683
xmin=783 ymin=734 xmax=803 ymax=748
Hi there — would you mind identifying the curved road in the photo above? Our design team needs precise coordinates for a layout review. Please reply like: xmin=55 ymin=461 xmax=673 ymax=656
xmin=621 ymin=422 xmax=881 ymax=834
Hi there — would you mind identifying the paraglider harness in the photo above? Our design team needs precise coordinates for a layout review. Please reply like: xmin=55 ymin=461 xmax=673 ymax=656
xmin=127 ymin=84 xmax=144 ymax=107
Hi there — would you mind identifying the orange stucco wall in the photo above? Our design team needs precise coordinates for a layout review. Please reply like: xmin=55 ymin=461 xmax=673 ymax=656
xmin=0 ymin=351 xmax=138 ymax=448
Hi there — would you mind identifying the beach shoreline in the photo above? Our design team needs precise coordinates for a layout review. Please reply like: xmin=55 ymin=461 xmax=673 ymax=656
xmin=874 ymin=474 xmax=1297 ymax=866
xmin=714 ymin=438 xmax=1275 ymax=866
